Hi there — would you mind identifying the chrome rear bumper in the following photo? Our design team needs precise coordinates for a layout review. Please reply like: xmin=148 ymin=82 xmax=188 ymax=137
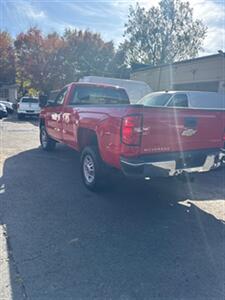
xmin=120 ymin=149 xmax=225 ymax=178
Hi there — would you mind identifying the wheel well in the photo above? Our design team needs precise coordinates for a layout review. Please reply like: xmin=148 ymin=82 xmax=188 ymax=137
xmin=77 ymin=128 xmax=98 ymax=150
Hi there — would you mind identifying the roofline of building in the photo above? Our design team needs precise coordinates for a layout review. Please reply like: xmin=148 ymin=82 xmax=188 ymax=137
xmin=131 ymin=53 xmax=225 ymax=73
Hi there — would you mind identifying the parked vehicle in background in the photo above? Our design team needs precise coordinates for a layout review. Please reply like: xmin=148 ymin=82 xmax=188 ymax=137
xmin=39 ymin=82 xmax=225 ymax=191
xmin=0 ymin=101 xmax=14 ymax=113
xmin=79 ymin=76 xmax=152 ymax=103
xmin=0 ymin=103 xmax=8 ymax=119
xmin=138 ymin=91 xmax=225 ymax=110
xmin=17 ymin=97 xmax=40 ymax=119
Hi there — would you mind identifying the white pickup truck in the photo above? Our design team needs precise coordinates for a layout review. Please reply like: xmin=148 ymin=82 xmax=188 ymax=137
xmin=17 ymin=97 xmax=40 ymax=119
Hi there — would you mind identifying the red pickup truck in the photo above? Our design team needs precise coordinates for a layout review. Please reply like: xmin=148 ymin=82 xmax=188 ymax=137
xmin=39 ymin=82 xmax=225 ymax=191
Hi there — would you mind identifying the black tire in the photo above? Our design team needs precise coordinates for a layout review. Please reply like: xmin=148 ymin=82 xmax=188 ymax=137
xmin=0 ymin=112 xmax=7 ymax=119
xmin=40 ymin=125 xmax=56 ymax=151
xmin=81 ymin=146 xmax=107 ymax=191
xmin=17 ymin=113 xmax=25 ymax=120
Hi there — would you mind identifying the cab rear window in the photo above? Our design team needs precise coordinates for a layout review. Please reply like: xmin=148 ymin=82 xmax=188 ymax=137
xmin=70 ymin=86 xmax=130 ymax=105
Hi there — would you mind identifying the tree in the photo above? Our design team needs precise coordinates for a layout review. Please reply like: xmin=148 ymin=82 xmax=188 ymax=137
xmin=14 ymin=28 xmax=127 ymax=94
xmin=0 ymin=31 xmax=16 ymax=85
xmin=122 ymin=0 xmax=207 ymax=66
xmin=62 ymin=29 xmax=117 ymax=81
xmin=15 ymin=28 xmax=66 ymax=94
xmin=107 ymin=46 xmax=130 ymax=78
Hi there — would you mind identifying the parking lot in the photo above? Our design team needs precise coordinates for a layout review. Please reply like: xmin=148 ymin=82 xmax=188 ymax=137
xmin=0 ymin=115 xmax=225 ymax=300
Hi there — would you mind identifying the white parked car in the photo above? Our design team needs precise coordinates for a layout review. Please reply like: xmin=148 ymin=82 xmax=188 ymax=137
xmin=79 ymin=76 xmax=152 ymax=103
xmin=0 ymin=103 xmax=8 ymax=119
xmin=138 ymin=91 xmax=225 ymax=110
xmin=0 ymin=101 xmax=14 ymax=113
xmin=17 ymin=97 xmax=40 ymax=119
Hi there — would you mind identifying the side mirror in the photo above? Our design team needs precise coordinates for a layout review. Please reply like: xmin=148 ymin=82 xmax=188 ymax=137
xmin=39 ymin=95 xmax=48 ymax=108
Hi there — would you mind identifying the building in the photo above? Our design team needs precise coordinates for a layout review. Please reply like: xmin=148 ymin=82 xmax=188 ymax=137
xmin=131 ymin=53 xmax=225 ymax=93
xmin=0 ymin=83 xmax=18 ymax=103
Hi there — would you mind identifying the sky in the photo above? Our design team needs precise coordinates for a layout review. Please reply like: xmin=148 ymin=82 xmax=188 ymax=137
xmin=1 ymin=0 xmax=225 ymax=56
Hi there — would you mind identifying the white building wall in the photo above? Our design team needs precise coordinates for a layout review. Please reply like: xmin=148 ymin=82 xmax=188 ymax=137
xmin=8 ymin=87 xmax=17 ymax=103
xmin=131 ymin=54 xmax=225 ymax=92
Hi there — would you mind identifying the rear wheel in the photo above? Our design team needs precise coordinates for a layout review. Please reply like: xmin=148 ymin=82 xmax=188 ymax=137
xmin=40 ymin=125 xmax=56 ymax=151
xmin=81 ymin=146 xmax=107 ymax=191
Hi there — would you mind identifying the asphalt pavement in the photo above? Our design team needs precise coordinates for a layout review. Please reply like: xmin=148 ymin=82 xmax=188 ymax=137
xmin=0 ymin=115 xmax=225 ymax=300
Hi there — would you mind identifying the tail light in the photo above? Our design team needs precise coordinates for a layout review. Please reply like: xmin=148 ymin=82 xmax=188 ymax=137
xmin=17 ymin=103 xmax=19 ymax=109
xmin=121 ymin=114 xmax=143 ymax=146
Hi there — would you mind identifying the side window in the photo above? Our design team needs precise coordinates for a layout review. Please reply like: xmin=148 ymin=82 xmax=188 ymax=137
xmin=54 ymin=88 xmax=68 ymax=105
xmin=167 ymin=94 xmax=188 ymax=107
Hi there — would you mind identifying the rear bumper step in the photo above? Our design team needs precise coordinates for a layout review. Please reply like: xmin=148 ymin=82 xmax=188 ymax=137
xmin=120 ymin=149 xmax=225 ymax=178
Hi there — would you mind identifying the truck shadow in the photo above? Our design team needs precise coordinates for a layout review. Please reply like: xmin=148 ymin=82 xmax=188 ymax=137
xmin=1 ymin=146 xmax=225 ymax=299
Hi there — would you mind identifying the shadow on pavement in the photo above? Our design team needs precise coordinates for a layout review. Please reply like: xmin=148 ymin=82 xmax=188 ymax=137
xmin=1 ymin=145 xmax=225 ymax=299
xmin=2 ymin=114 xmax=39 ymax=127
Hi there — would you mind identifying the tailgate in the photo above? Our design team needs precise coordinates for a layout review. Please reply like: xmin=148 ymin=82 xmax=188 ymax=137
xmin=20 ymin=102 xmax=40 ymax=111
xmin=140 ymin=107 xmax=223 ymax=155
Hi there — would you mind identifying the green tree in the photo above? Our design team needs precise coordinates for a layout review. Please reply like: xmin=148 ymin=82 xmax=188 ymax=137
xmin=123 ymin=0 xmax=207 ymax=66
xmin=0 ymin=31 xmax=16 ymax=85
xmin=107 ymin=46 xmax=130 ymax=78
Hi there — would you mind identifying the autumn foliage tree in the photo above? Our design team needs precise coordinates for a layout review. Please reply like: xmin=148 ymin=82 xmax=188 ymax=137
xmin=14 ymin=28 xmax=66 ymax=94
xmin=0 ymin=31 xmax=16 ymax=85
xmin=0 ymin=0 xmax=207 ymax=95
xmin=13 ymin=27 xmax=126 ymax=94
xmin=60 ymin=29 xmax=115 ymax=82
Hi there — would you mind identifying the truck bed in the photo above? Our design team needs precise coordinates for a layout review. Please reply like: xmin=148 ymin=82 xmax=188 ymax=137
xmin=72 ymin=104 xmax=224 ymax=170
